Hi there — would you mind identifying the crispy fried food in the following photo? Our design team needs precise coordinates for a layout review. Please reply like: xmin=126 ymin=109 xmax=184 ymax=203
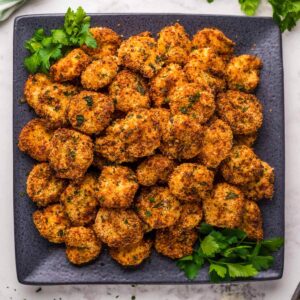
xmin=226 ymin=54 xmax=262 ymax=92
xmin=157 ymin=23 xmax=191 ymax=65
xmin=136 ymin=186 xmax=181 ymax=229
xmin=32 ymin=204 xmax=71 ymax=243
xmin=160 ymin=114 xmax=203 ymax=160
xmin=93 ymin=208 xmax=144 ymax=248
xmin=199 ymin=119 xmax=233 ymax=168
xmin=136 ymin=154 xmax=176 ymax=186
xmin=169 ymin=82 xmax=215 ymax=123
xmin=61 ymin=174 xmax=99 ymax=226
xmin=217 ymin=90 xmax=263 ymax=135
xmin=149 ymin=108 xmax=170 ymax=136
xmin=221 ymin=145 xmax=264 ymax=186
xmin=240 ymin=200 xmax=263 ymax=240
xmin=203 ymin=183 xmax=244 ymax=228
xmin=168 ymin=163 xmax=214 ymax=202
xmin=81 ymin=56 xmax=119 ymax=90
xmin=65 ymin=226 xmax=102 ymax=265
xmin=109 ymin=239 xmax=152 ymax=266
xmin=67 ymin=90 xmax=114 ymax=135
xmin=109 ymin=70 xmax=150 ymax=112
xmin=97 ymin=166 xmax=138 ymax=208
xmin=48 ymin=129 xmax=94 ymax=179
xmin=27 ymin=163 xmax=67 ymax=207
xmin=174 ymin=203 xmax=203 ymax=231
xmin=18 ymin=118 xmax=54 ymax=161
xmin=234 ymin=132 xmax=258 ymax=147
xmin=150 ymin=63 xmax=187 ymax=107
xmin=118 ymin=32 xmax=163 ymax=78
xmin=50 ymin=48 xmax=91 ymax=82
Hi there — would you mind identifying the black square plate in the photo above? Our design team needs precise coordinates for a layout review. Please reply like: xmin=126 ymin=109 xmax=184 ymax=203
xmin=13 ymin=13 xmax=284 ymax=285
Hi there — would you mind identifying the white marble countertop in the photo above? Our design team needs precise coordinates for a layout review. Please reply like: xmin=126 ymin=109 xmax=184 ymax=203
xmin=0 ymin=0 xmax=299 ymax=299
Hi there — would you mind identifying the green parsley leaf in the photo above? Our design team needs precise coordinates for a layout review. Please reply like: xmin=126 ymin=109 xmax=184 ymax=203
xmin=239 ymin=0 xmax=260 ymax=16
xmin=209 ymin=263 xmax=227 ymax=278
xmin=199 ymin=223 xmax=214 ymax=235
xmin=76 ymin=115 xmax=85 ymax=126
xmin=227 ymin=263 xmax=258 ymax=278
xmin=84 ymin=95 xmax=93 ymax=107
xmin=261 ymin=237 xmax=284 ymax=252
xmin=201 ymin=235 xmax=220 ymax=257
xmin=250 ymin=255 xmax=274 ymax=271
xmin=225 ymin=191 xmax=239 ymax=200
xmin=136 ymin=83 xmax=146 ymax=95
xmin=149 ymin=197 xmax=156 ymax=203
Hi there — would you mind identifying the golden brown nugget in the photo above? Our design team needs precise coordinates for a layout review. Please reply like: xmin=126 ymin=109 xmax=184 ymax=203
xmin=174 ymin=203 xmax=203 ymax=231
xmin=217 ymin=90 xmax=263 ymax=135
xmin=81 ymin=56 xmax=119 ymax=90
xmin=97 ymin=166 xmax=139 ymax=209
xmin=118 ymin=32 xmax=163 ymax=78
xmin=48 ymin=129 xmax=94 ymax=179
xmin=32 ymin=204 xmax=71 ymax=243
xmin=136 ymin=186 xmax=181 ymax=229
xmin=93 ymin=208 xmax=144 ymax=248
xmin=67 ymin=91 xmax=114 ymax=135
xmin=18 ymin=118 xmax=54 ymax=161
xmin=61 ymin=174 xmax=99 ymax=226
xmin=27 ymin=163 xmax=67 ymax=207
xmin=109 ymin=70 xmax=150 ymax=112
xmin=221 ymin=145 xmax=264 ymax=186
xmin=157 ymin=23 xmax=191 ymax=65
xmin=109 ymin=239 xmax=152 ymax=266
xmin=226 ymin=54 xmax=262 ymax=92
xmin=50 ymin=48 xmax=91 ymax=82
xmin=234 ymin=132 xmax=258 ymax=147
xmin=82 ymin=27 xmax=122 ymax=59
xmin=168 ymin=163 xmax=214 ymax=202
xmin=240 ymin=200 xmax=263 ymax=240
xmin=203 ymin=183 xmax=244 ymax=228
xmin=199 ymin=119 xmax=233 ymax=168
xmin=65 ymin=226 xmax=102 ymax=265
xmin=149 ymin=108 xmax=170 ymax=136
xmin=136 ymin=154 xmax=176 ymax=186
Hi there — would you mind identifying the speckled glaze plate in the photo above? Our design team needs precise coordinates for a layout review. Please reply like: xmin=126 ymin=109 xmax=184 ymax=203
xmin=13 ymin=14 xmax=284 ymax=285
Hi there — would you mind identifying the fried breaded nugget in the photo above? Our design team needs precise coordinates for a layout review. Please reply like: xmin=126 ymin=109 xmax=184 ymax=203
xmin=168 ymin=163 xmax=214 ymax=202
xmin=149 ymin=108 xmax=170 ymax=136
xmin=174 ymin=203 xmax=203 ymax=231
xmin=150 ymin=63 xmax=187 ymax=107
xmin=118 ymin=32 xmax=163 ymax=78
xmin=48 ymin=129 xmax=94 ymax=179
xmin=240 ymin=200 xmax=263 ymax=240
xmin=109 ymin=70 xmax=150 ymax=112
xmin=199 ymin=119 xmax=233 ymax=168
xmin=67 ymin=91 xmax=114 ymax=135
xmin=217 ymin=90 xmax=263 ymax=135
xmin=192 ymin=28 xmax=235 ymax=55
xmin=155 ymin=227 xmax=198 ymax=259
xmin=203 ymin=183 xmax=244 ymax=228
xmin=97 ymin=166 xmax=138 ymax=208
xmin=18 ymin=118 xmax=54 ymax=161
xmin=157 ymin=23 xmax=191 ymax=65
xmin=61 ymin=174 xmax=99 ymax=226
xmin=50 ymin=48 xmax=91 ymax=82
xmin=82 ymin=27 xmax=122 ymax=59
xmin=81 ymin=56 xmax=119 ymax=90
xmin=226 ymin=54 xmax=262 ymax=92
xmin=136 ymin=154 xmax=176 ymax=186
xmin=93 ymin=208 xmax=144 ymax=248
xmin=169 ymin=82 xmax=215 ymax=123
xmin=109 ymin=239 xmax=152 ymax=266
xmin=136 ymin=187 xmax=181 ymax=229
xmin=27 ymin=163 xmax=67 ymax=207
xmin=160 ymin=114 xmax=203 ymax=160
xmin=221 ymin=145 xmax=264 ymax=186
xmin=32 ymin=204 xmax=71 ymax=243
xmin=234 ymin=132 xmax=258 ymax=147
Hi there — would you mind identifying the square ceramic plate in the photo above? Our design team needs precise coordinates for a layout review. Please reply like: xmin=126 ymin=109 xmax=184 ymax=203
xmin=13 ymin=13 xmax=284 ymax=285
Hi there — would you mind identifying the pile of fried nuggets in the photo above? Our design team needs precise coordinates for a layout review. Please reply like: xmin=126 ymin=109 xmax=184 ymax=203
xmin=18 ymin=23 xmax=274 ymax=267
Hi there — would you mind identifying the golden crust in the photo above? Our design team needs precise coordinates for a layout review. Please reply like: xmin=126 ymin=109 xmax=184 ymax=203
xmin=18 ymin=118 xmax=54 ymax=161
xmin=168 ymin=163 xmax=214 ymax=202
xmin=32 ymin=204 xmax=71 ymax=243
xmin=149 ymin=108 xmax=170 ymax=137
xmin=48 ymin=129 xmax=94 ymax=179
xmin=93 ymin=208 xmax=144 ymax=248
xmin=27 ymin=163 xmax=67 ymax=207
xmin=203 ymin=183 xmax=244 ymax=228
xmin=97 ymin=166 xmax=139 ymax=209
xmin=217 ymin=90 xmax=263 ymax=135
xmin=234 ymin=132 xmax=258 ymax=147
xmin=65 ymin=226 xmax=102 ymax=265
xmin=67 ymin=90 xmax=114 ymax=135
xmin=136 ymin=186 xmax=181 ymax=229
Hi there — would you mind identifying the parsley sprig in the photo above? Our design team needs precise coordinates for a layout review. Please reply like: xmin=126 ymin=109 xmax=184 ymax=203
xmin=177 ymin=223 xmax=283 ymax=282
xmin=24 ymin=7 xmax=97 ymax=74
